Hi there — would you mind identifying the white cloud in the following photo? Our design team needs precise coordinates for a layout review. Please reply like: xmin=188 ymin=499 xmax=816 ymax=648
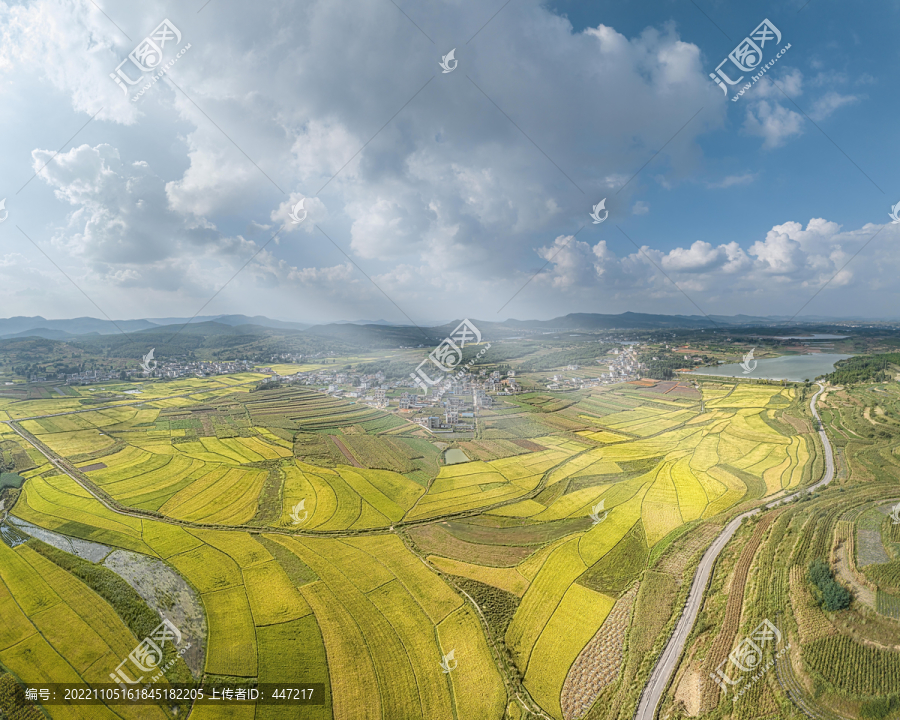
xmin=0 ymin=0 xmax=892 ymax=321
xmin=271 ymin=194 xmax=327 ymax=233
xmin=809 ymin=91 xmax=860 ymax=121
xmin=743 ymin=100 xmax=804 ymax=149
xmin=706 ymin=173 xmax=757 ymax=189
xmin=632 ymin=201 xmax=649 ymax=215
xmin=753 ymin=69 xmax=803 ymax=100
xmin=527 ymin=217 xmax=896 ymax=317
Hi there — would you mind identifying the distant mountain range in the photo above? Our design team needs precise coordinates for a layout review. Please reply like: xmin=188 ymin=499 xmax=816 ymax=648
xmin=0 ymin=311 xmax=891 ymax=344
xmin=0 ymin=314 xmax=312 ymax=340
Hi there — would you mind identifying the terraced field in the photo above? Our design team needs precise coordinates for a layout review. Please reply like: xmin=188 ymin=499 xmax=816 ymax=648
xmin=0 ymin=375 xmax=822 ymax=720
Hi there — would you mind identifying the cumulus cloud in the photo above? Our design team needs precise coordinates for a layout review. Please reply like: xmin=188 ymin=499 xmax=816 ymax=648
xmin=743 ymin=100 xmax=804 ymax=149
xmin=0 ymin=0 xmax=140 ymax=124
xmin=30 ymin=143 xmax=284 ymax=299
xmin=527 ymin=217 xmax=897 ymax=316
xmin=271 ymin=194 xmax=327 ymax=233
xmin=0 ymin=0 xmax=886 ymax=321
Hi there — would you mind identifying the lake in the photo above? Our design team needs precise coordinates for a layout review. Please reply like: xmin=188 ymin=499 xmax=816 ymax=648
xmin=770 ymin=334 xmax=849 ymax=340
xmin=689 ymin=353 xmax=853 ymax=382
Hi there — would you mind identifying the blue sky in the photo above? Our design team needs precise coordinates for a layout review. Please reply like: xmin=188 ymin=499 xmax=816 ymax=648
xmin=0 ymin=0 xmax=897 ymax=323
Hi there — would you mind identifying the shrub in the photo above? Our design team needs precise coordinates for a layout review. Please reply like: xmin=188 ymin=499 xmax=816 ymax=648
xmin=808 ymin=558 xmax=851 ymax=611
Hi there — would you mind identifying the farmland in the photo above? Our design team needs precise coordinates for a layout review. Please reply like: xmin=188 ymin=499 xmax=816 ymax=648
xmin=654 ymin=380 xmax=900 ymax=720
xmin=0 ymin=370 xmax=831 ymax=720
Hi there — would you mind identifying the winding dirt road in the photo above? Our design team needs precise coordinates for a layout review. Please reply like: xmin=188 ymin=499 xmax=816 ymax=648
xmin=634 ymin=382 xmax=833 ymax=720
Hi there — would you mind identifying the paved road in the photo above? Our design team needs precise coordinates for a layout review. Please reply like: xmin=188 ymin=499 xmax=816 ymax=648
xmin=634 ymin=383 xmax=833 ymax=720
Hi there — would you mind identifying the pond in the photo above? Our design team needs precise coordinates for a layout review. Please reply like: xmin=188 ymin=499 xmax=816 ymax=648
xmin=444 ymin=449 xmax=470 ymax=465
xmin=689 ymin=353 xmax=854 ymax=382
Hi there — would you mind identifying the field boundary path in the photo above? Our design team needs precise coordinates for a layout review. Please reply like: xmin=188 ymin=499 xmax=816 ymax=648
xmin=3 ymin=418 xmax=593 ymax=539
xmin=634 ymin=383 xmax=834 ymax=720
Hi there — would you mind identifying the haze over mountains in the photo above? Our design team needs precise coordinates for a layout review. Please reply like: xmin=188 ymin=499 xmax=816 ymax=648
xmin=0 ymin=311 xmax=890 ymax=343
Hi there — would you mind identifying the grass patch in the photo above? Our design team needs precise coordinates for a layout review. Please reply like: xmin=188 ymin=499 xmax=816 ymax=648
xmin=648 ymin=519 xmax=701 ymax=568
xmin=578 ymin=521 xmax=648 ymax=595
xmin=255 ymin=535 xmax=318 ymax=586
xmin=0 ymin=473 xmax=24 ymax=490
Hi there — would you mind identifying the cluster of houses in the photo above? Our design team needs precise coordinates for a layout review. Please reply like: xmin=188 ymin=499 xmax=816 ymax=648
xmin=53 ymin=359 xmax=257 ymax=385
xmin=129 ymin=359 xmax=255 ymax=381
xmin=263 ymin=365 xmax=521 ymax=432
xmin=544 ymin=345 xmax=645 ymax=390
xmin=601 ymin=345 xmax=643 ymax=382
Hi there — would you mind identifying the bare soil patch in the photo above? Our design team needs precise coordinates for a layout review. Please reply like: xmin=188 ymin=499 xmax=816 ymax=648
xmin=561 ymin=583 xmax=638 ymax=719
xmin=834 ymin=543 xmax=875 ymax=609
xmin=79 ymin=462 xmax=107 ymax=472
xmin=857 ymin=528 xmax=890 ymax=567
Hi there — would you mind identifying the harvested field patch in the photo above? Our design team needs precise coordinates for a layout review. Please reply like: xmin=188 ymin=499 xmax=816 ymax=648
xmin=78 ymin=462 xmax=107 ymax=472
xmin=857 ymin=528 xmax=890 ymax=567
xmin=408 ymin=523 xmax=536 ymax=567
xmin=561 ymin=582 xmax=638 ymax=720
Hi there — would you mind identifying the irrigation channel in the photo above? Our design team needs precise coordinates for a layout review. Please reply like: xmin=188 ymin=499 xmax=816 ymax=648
xmin=634 ymin=382 xmax=834 ymax=720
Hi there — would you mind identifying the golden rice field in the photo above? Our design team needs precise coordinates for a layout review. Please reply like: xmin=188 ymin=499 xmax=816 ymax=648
xmin=0 ymin=374 xmax=819 ymax=720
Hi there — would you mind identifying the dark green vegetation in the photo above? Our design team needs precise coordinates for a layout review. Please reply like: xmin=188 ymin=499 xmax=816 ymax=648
xmin=824 ymin=352 xmax=900 ymax=384
xmin=860 ymin=694 xmax=900 ymax=720
xmin=510 ymin=392 xmax=581 ymax=413
xmin=0 ymin=473 xmax=23 ymax=491
xmin=26 ymin=539 xmax=194 ymax=687
xmin=451 ymin=576 xmax=520 ymax=640
xmin=809 ymin=558 xmax=852 ymax=611
xmin=638 ymin=351 xmax=708 ymax=379
xmin=0 ymin=673 xmax=43 ymax=720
